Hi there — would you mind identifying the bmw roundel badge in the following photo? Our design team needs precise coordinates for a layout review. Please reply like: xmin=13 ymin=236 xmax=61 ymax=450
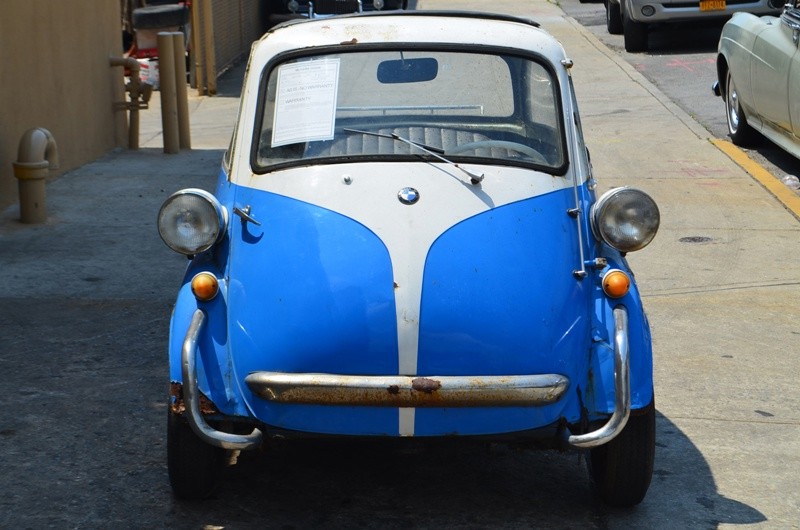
xmin=398 ymin=187 xmax=420 ymax=205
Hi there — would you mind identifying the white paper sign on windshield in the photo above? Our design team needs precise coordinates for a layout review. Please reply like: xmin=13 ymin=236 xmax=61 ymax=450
xmin=271 ymin=58 xmax=340 ymax=147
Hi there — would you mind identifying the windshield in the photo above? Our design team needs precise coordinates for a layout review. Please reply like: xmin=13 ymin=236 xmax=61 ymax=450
xmin=253 ymin=49 xmax=566 ymax=173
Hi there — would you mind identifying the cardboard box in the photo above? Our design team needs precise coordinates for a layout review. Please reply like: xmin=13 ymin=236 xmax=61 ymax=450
xmin=137 ymin=58 xmax=159 ymax=90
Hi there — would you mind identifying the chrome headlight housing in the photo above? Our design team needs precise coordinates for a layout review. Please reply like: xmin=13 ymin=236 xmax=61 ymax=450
xmin=157 ymin=189 xmax=227 ymax=255
xmin=591 ymin=187 xmax=659 ymax=252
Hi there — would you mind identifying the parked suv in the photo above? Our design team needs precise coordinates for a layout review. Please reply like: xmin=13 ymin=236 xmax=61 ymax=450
xmin=605 ymin=0 xmax=782 ymax=52
xmin=268 ymin=0 xmax=417 ymax=26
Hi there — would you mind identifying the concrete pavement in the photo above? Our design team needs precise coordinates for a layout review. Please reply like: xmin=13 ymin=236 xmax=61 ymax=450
xmin=1 ymin=0 xmax=798 ymax=526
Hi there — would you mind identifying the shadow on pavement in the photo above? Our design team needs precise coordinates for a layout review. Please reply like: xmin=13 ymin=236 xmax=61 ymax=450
xmin=639 ymin=21 xmax=726 ymax=55
xmin=164 ymin=412 xmax=765 ymax=528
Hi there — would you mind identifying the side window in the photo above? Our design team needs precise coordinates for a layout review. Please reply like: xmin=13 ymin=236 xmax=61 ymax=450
xmin=568 ymin=76 xmax=591 ymax=173
xmin=222 ymin=96 xmax=244 ymax=176
xmin=223 ymin=135 xmax=234 ymax=174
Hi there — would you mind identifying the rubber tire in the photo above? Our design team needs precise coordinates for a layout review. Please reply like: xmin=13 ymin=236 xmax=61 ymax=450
xmin=132 ymin=5 xmax=189 ymax=30
xmin=606 ymin=0 xmax=623 ymax=35
xmin=588 ymin=400 xmax=656 ymax=508
xmin=725 ymin=69 xmax=757 ymax=147
xmin=167 ymin=409 xmax=225 ymax=500
xmin=622 ymin=1 xmax=648 ymax=53
xmin=268 ymin=0 xmax=291 ymax=14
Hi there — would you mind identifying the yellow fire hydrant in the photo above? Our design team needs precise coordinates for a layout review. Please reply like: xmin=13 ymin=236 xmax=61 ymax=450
xmin=12 ymin=128 xmax=59 ymax=224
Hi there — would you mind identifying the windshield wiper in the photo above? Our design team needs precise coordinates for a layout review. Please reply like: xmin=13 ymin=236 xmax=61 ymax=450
xmin=343 ymin=128 xmax=484 ymax=185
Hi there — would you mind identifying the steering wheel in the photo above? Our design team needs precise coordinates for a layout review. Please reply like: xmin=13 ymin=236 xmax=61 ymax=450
xmin=446 ymin=140 xmax=548 ymax=164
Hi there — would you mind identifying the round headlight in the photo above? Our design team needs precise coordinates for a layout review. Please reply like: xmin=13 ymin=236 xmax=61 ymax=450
xmin=591 ymin=187 xmax=659 ymax=252
xmin=157 ymin=189 xmax=226 ymax=255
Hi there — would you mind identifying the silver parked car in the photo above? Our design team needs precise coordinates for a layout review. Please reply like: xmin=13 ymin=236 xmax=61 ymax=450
xmin=606 ymin=0 xmax=781 ymax=52
xmin=714 ymin=3 xmax=800 ymax=156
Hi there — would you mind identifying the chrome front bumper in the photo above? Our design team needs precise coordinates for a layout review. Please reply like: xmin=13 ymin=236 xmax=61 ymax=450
xmin=180 ymin=306 xmax=630 ymax=450
xmin=568 ymin=306 xmax=631 ymax=448
xmin=245 ymin=372 xmax=569 ymax=407
xmin=180 ymin=310 xmax=262 ymax=450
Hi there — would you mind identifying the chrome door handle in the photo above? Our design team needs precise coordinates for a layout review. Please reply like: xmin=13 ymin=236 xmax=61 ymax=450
xmin=233 ymin=205 xmax=261 ymax=226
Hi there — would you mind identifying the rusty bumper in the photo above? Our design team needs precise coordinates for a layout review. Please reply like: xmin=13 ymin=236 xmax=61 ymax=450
xmin=243 ymin=307 xmax=630 ymax=448
xmin=183 ymin=305 xmax=630 ymax=449
xmin=244 ymin=372 xmax=569 ymax=408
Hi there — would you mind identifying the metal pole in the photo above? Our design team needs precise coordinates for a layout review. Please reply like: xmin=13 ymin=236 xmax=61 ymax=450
xmin=190 ymin=0 xmax=205 ymax=96
xmin=201 ymin=0 xmax=217 ymax=96
xmin=157 ymin=32 xmax=180 ymax=154
xmin=172 ymin=32 xmax=191 ymax=149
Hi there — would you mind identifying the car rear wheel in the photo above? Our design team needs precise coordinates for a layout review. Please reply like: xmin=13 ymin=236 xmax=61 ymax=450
xmin=587 ymin=399 xmax=655 ymax=507
xmin=606 ymin=0 xmax=623 ymax=35
xmin=167 ymin=408 xmax=225 ymax=499
xmin=622 ymin=1 xmax=648 ymax=52
xmin=725 ymin=70 xmax=757 ymax=146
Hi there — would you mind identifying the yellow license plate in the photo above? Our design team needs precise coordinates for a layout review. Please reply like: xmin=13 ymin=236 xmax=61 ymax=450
xmin=700 ymin=0 xmax=726 ymax=11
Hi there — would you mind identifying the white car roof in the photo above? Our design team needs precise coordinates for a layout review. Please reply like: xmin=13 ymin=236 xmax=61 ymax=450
xmin=250 ymin=11 xmax=568 ymax=65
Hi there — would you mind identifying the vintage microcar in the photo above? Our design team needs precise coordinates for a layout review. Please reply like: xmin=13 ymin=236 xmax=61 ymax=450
xmin=158 ymin=11 xmax=660 ymax=506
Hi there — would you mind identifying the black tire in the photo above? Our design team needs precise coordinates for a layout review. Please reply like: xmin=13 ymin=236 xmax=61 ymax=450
xmin=622 ymin=1 xmax=648 ymax=53
xmin=132 ymin=5 xmax=189 ymax=30
xmin=725 ymin=69 xmax=757 ymax=146
xmin=606 ymin=0 xmax=623 ymax=35
xmin=588 ymin=400 xmax=656 ymax=507
xmin=167 ymin=409 xmax=225 ymax=499
xmin=268 ymin=0 xmax=290 ymax=13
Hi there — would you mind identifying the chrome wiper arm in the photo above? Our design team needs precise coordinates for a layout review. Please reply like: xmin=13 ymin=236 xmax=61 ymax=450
xmin=343 ymin=127 xmax=444 ymax=154
xmin=343 ymin=128 xmax=484 ymax=185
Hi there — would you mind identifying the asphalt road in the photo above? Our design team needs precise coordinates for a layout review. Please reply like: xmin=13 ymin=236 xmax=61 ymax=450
xmin=561 ymin=0 xmax=800 ymax=186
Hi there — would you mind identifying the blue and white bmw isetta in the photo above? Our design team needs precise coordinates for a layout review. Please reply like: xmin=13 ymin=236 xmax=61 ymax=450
xmin=158 ymin=11 xmax=660 ymax=506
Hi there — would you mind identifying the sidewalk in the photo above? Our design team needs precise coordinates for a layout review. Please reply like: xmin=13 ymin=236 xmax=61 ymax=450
xmin=1 ymin=1 xmax=798 ymax=526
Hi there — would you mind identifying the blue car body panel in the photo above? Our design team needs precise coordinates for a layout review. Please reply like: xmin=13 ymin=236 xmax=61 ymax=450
xmin=168 ymin=167 xmax=654 ymax=437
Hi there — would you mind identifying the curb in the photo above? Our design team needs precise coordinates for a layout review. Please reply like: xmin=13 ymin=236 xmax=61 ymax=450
xmin=712 ymin=138 xmax=800 ymax=222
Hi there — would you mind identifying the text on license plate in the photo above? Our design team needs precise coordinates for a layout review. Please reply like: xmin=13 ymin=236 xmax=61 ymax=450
xmin=700 ymin=0 xmax=726 ymax=11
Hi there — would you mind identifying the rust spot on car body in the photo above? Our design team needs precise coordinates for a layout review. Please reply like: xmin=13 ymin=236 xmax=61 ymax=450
xmin=169 ymin=382 xmax=219 ymax=415
xmin=411 ymin=377 xmax=442 ymax=393
xmin=340 ymin=38 xmax=358 ymax=45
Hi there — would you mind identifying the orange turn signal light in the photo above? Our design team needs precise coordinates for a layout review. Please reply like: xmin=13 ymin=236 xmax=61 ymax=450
xmin=191 ymin=272 xmax=219 ymax=301
xmin=602 ymin=269 xmax=630 ymax=299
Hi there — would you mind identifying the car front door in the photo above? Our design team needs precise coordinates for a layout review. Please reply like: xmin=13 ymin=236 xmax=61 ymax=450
xmin=785 ymin=7 xmax=800 ymax=138
xmin=751 ymin=10 xmax=798 ymax=135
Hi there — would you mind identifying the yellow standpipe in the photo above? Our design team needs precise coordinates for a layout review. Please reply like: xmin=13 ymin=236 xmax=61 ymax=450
xmin=12 ymin=128 xmax=59 ymax=224
xmin=109 ymin=56 xmax=153 ymax=150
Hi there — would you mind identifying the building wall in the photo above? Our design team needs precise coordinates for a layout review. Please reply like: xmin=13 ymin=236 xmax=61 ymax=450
xmin=0 ymin=0 xmax=128 ymax=211
xmin=212 ymin=0 xmax=267 ymax=75
xmin=0 ymin=1 xmax=268 ymax=212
